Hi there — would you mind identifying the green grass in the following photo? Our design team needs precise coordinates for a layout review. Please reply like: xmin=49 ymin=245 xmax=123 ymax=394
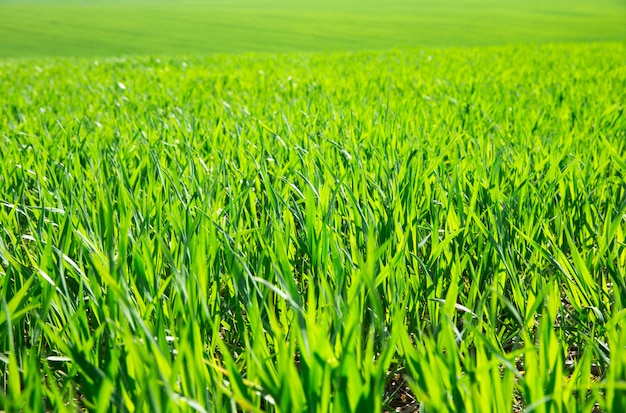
xmin=1 ymin=41 xmax=625 ymax=411
xmin=0 ymin=0 xmax=625 ymax=58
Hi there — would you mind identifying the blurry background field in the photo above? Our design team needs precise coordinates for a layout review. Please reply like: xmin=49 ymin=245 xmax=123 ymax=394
xmin=0 ymin=0 xmax=625 ymax=58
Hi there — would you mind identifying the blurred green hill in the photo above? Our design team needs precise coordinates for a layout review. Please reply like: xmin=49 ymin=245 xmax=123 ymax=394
xmin=1 ymin=0 xmax=625 ymax=58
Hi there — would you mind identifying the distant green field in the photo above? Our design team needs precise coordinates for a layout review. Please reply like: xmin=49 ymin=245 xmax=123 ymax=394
xmin=0 ymin=0 xmax=625 ymax=58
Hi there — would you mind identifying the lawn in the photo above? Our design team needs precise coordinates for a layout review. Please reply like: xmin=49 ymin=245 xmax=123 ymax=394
xmin=1 ymin=42 xmax=625 ymax=411
xmin=1 ymin=1 xmax=626 ymax=412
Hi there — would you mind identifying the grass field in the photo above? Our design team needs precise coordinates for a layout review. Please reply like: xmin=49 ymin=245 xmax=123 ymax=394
xmin=1 ymin=41 xmax=625 ymax=411
xmin=0 ymin=0 xmax=625 ymax=58
xmin=2 ymin=0 xmax=626 ymax=411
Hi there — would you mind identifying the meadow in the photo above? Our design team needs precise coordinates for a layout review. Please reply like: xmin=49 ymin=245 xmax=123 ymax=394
xmin=1 ymin=0 xmax=626 ymax=412
xmin=1 ymin=41 xmax=625 ymax=411
xmin=1 ymin=0 xmax=626 ymax=58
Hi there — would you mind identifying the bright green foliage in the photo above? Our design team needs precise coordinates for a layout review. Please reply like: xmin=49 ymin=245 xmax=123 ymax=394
xmin=0 ymin=0 xmax=625 ymax=58
xmin=0 ymin=42 xmax=625 ymax=411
